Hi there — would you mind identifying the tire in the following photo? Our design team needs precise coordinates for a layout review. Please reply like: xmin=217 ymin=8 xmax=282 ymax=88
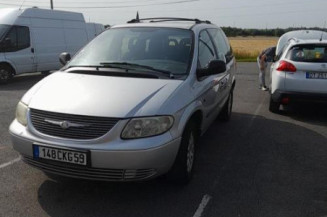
xmin=168 ymin=121 xmax=197 ymax=184
xmin=0 ymin=65 xmax=13 ymax=84
xmin=219 ymin=91 xmax=233 ymax=121
xmin=269 ymin=95 xmax=280 ymax=113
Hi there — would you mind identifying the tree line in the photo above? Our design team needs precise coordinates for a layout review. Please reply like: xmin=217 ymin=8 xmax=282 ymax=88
xmin=221 ymin=27 xmax=326 ymax=37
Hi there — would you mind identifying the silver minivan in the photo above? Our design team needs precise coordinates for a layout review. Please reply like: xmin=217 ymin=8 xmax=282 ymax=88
xmin=10 ymin=18 xmax=236 ymax=184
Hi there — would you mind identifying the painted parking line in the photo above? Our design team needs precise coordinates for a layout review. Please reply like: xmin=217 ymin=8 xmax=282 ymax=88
xmin=193 ymin=96 xmax=267 ymax=217
xmin=192 ymin=194 xmax=212 ymax=217
xmin=0 ymin=157 xmax=21 ymax=169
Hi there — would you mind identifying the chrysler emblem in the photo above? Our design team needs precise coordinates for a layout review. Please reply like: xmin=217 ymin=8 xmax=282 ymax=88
xmin=60 ymin=121 xmax=70 ymax=129
xmin=44 ymin=119 xmax=90 ymax=129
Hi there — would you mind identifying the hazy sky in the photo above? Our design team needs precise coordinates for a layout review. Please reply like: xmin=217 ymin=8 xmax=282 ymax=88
xmin=0 ymin=0 xmax=326 ymax=29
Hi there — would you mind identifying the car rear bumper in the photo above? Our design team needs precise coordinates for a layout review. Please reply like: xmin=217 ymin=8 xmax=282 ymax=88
xmin=271 ymin=90 xmax=327 ymax=104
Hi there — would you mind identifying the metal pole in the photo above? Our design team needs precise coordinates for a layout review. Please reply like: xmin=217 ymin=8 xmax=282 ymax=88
xmin=50 ymin=0 xmax=53 ymax=9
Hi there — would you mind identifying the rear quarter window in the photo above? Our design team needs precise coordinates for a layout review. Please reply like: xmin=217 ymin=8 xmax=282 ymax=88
xmin=286 ymin=44 xmax=327 ymax=62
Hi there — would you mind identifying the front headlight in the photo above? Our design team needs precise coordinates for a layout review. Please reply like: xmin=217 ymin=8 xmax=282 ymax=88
xmin=121 ymin=116 xmax=174 ymax=139
xmin=16 ymin=101 xmax=28 ymax=126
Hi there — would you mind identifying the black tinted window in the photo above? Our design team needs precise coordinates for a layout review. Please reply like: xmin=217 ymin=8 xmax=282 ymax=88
xmin=0 ymin=24 xmax=10 ymax=40
xmin=6 ymin=27 xmax=17 ymax=48
xmin=198 ymin=30 xmax=216 ymax=68
xmin=286 ymin=44 xmax=327 ymax=62
xmin=2 ymin=26 xmax=30 ymax=52
xmin=17 ymin=26 xmax=30 ymax=49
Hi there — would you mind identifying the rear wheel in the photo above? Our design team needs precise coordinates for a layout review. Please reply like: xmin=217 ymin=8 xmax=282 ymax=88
xmin=219 ymin=91 xmax=233 ymax=121
xmin=168 ymin=121 xmax=197 ymax=184
xmin=269 ymin=95 xmax=280 ymax=113
xmin=0 ymin=65 xmax=13 ymax=84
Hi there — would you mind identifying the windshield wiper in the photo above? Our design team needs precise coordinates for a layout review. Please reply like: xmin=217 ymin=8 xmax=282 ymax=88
xmin=99 ymin=62 xmax=175 ymax=78
xmin=65 ymin=69 xmax=159 ymax=79
xmin=64 ymin=64 xmax=126 ymax=70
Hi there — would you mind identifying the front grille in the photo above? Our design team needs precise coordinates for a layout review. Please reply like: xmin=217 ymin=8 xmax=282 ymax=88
xmin=30 ymin=109 xmax=120 ymax=140
xmin=23 ymin=156 xmax=157 ymax=181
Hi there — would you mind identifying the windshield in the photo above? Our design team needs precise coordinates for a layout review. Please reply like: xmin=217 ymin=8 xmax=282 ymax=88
xmin=0 ymin=24 xmax=10 ymax=41
xmin=67 ymin=27 xmax=193 ymax=77
xmin=286 ymin=44 xmax=327 ymax=63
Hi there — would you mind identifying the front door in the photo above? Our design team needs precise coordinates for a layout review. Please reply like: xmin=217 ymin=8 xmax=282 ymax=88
xmin=197 ymin=30 xmax=225 ymax=130
xmin=3 ymin=25 xmax=36 ymax=74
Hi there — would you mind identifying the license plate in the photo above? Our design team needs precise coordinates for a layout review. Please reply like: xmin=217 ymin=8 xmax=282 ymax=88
xmin=306 ymin=72 xmax=327 ymax=79
xmin=33 ymin=145 xmax=88 ymax=166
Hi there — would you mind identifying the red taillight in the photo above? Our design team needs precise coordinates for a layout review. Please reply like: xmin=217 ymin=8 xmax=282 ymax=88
xmin=276 ymin=60 xmax=297 ymax=72
xmin=281 ymin=97 xmax=290 ymax=105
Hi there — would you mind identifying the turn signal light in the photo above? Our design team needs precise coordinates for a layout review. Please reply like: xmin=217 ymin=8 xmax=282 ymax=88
xmin=276 ymin=60 xmax=297 ymax=72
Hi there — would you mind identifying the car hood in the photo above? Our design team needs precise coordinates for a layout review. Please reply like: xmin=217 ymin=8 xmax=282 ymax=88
xmin=23 ymin=72 xmax=183 ymax=118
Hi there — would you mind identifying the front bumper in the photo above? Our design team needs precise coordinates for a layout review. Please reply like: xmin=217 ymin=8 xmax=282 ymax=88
xmin=271 ymin=90 xmax=327 ymax=104
xmin=10 ymin=119 xmax=181 ymax=181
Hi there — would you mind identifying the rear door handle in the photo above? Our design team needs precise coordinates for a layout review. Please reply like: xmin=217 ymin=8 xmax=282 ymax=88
xmin=31 ymin=48 xmax=34 ymax=53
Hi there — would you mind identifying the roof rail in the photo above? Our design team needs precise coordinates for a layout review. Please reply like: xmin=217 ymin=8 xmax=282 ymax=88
xmin=127 ymin=17 xmax=211 ymax=24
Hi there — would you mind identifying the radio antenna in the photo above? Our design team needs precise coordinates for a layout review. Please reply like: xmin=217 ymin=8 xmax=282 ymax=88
xmin=19 ymin=0 xmax=26 ymax=10
xmin=320 ymin=21 xmax=326 ymax=42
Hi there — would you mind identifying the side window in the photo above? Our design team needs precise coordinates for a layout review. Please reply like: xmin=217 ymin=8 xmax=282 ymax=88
xmin=208 ymin=28 xmax=233 ymax=62
xmin=5 ymin=27 xmax=17 ymax=50
xmin=3 ymin=26 xmax=30 ymax=52
xmin=17 ymin=26 xmax=30 ymax=49
xmin=198 ymin=30 xmax=216 ymax=69
xmin=207 ymin=28 xmax=227 ymax=59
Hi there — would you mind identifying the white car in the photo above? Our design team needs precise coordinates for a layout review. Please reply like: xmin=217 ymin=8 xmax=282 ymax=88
xmin=10 ymin=17 xmax=236 ymax=184
xmin=269 ymin=30 xmax=327 ymax=112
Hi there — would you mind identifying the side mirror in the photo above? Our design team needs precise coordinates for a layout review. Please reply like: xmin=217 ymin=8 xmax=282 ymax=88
xmin=59 ymin=52 xmax=71 ymax=65
xmin=197 ymin=60 xmax=226 ymax=78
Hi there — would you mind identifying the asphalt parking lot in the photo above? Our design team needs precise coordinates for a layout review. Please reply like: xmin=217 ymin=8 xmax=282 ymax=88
xmin=0 ymin=63 xmax=327 ymax=217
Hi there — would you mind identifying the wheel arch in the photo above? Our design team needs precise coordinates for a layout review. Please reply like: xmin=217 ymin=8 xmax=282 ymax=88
xmin=0 ymin=61 xmax=16 ymax=75
xmin=232 ymin=79 xmax=236 ymax=91
xmin=180 ymin=109 xmax=203 ymax=141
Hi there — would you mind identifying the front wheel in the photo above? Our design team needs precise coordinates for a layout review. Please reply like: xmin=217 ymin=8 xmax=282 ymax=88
xmin=168 ymin=121 xmax=197 ymax=184
xmin=0 ymin=65 xmax=13 ymax=84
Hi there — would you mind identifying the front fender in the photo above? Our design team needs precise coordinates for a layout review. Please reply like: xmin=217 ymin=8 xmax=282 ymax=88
xmin=169 ymin=99 xmax=203 ymax=139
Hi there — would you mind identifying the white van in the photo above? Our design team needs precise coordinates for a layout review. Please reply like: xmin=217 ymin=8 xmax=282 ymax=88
xmin=86 ymin=23 xmax=104 ymax=39
xmin=0 ymin=7 xmax=104 ymax=84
